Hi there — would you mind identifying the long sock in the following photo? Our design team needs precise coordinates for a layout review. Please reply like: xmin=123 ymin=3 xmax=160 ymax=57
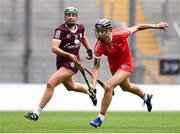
xmin=33 ymin=106 xmax=42 ymax=116
xmin=143 ymin=94 xmax=148 ymax=101
xmin=98 ymin=112 xmax=105 ymax=121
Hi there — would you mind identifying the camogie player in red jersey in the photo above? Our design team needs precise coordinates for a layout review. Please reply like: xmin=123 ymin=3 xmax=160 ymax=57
xmin=90 ymin=19 xmax=169 ymax=128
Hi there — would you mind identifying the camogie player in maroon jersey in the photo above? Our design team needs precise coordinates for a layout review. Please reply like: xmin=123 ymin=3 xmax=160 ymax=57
xmin=24 ymin=6 xmax=97 ymax=121
xmin=90 ymin=19 xmax=169 ymax=127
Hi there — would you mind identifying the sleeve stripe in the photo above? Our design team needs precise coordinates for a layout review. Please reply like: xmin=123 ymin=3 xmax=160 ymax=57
xmin=94 ymin=42 xmax=101 ymax=53
xmin=54 ymin=29 xmax=61 ymax=39
xmin=127 ymin=28 xmax=132 ymax=35
xmin=52 ymin=39 xmax=61 ymax=42
xmin=94 ymin=41 xmax=102 ymax=58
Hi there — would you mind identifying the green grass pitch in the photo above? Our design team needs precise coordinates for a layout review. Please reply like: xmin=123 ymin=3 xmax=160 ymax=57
xmin=0 ymin=111 xmax=180 ymax=133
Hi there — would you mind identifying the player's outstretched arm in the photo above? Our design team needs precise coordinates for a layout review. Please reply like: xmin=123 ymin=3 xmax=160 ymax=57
xmin=156 ymin=22 xmax=169 ymax=31
xmin=129 ymin=22 xmax=169 ymax=34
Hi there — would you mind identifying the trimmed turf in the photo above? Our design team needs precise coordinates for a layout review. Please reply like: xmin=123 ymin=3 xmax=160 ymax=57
xmin=0 ymin=111 xmax=180 ymax=133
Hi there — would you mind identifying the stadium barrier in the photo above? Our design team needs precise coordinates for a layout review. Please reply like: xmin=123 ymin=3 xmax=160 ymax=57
xmin=0 ymin=84 xmax=179 ymax=111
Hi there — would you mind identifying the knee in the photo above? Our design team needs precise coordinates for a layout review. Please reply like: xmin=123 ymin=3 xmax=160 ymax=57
xmin=64 ymin=84 xmax=74 ymax=91
xmin=104 ymin=83 xmax=113 ymax=93
xmin=66 ymin=88 xmax=72 ymax=91
xmin=120 ymin=84 xmax=131 ymax=92
xmin=47 ymin=81 xmax=56 ymax=90
xmin=66 ymin=86 xmax=73 ymax=91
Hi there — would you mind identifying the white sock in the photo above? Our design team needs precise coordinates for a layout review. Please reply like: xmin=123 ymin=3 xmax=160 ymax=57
xmin=98 ymin=113 xmax=105 ymax=121
xmin=143 ymin=94 xmax=148 ymax=101
xmin=33 ymin=106 xmax=42 ymax=116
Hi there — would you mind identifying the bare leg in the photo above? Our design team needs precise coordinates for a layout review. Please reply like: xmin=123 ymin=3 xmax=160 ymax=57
xmin=120 ymin=78 xmax=145 ymax=98
xmin=120 ymin=78 xmax=153 ymax=112
xmin=90 ymin=69 xmax=152 ymax=127
xmin=90 ymin=69 xmax=133 ymax=127
xmin=63 ymin=76 xmax=97 ymax=106
xmin=100 ymin=86 xmax=112 ymax=115
xmin=39 ymin=67 xmax=74 ymax=109
xmin=100 ymin=69 xmax=130 ymax=114
xmin=63 ymin=77 xmax=89 ymax=94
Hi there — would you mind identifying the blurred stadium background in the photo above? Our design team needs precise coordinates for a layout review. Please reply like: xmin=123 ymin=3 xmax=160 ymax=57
xmin=0 ymin=1 xmax=180 ymax=132
xmin=0 ymin=0 xmax=180 ymax=84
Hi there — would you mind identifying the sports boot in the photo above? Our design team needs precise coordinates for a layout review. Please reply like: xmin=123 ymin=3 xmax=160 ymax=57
xmin=24 ymin=112 xmax=39 ymax=121
xmin=90 ymin=117 xmax=102 ymax=128
xmin=144 ymin=94 xmax=153 ymax=112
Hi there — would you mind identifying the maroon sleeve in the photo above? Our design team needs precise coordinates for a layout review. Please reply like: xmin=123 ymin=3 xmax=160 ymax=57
xmin=53 ymin=28 xmax=61 ymax=40
xmin=78 ymin=24 xmax=85 ymax=37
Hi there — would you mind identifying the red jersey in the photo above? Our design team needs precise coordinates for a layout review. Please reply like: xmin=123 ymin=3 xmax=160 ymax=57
xmin=94 ymin=28 xmax=134 ymax=74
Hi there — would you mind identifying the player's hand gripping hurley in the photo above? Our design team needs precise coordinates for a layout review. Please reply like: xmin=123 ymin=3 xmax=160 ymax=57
xmin=83 ymin=65 xmax=114 ymax=96
xmin=76 ymin=61 xmax=114 ymax=96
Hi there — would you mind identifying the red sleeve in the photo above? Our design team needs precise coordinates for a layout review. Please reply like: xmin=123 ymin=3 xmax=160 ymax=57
xmin=94 ymin=40 xmax=103 ymax=58
xmin=118 ymin=29 xmax=131 ymax=38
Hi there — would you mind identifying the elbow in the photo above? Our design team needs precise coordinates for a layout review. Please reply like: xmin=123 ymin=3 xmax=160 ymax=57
xmin=51 ymin=41 xmax=60 ymax=54
xmin=136 ymin=24 xmax=142 ymax=31
xmin=52 ymin=46 xmax=57 ymax=54
xmin=51 ymin=47 xmax=55 ymax=53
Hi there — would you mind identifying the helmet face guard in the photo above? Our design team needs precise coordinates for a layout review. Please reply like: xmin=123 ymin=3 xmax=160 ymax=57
xmin=95 ymin=19 xmax=112 ymax=41
xmin=95 ymin=27 xmax=110 ymax=41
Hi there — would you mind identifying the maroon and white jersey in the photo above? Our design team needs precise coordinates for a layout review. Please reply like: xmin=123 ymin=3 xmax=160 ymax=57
xmin=53 ymin=23 xmax=85 ymax=71
xmin=53 ymin=23 xmax=84 ymax=57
